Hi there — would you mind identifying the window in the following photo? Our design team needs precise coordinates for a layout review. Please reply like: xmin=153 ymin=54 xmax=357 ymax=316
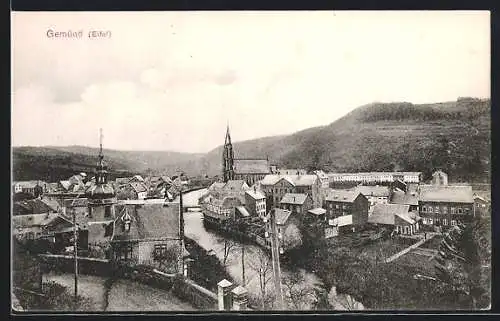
xmin=335 ymin=204 xmax=339 ymax=209
xmin=422 ymin=207 xmax=427 ymax=213
xmin=428 ymin=218 xmax=434 ymax=225
xmin=154 ymin=244 xmax=168 ymax=258
xmin=451 ymin=207 xmax=456 ymax=214
xmin=295 ymin=205 xmax=300 ymax=213
xmin=118 ymin=245 xmax=133 ymax=260
xmin=104 ymin=223 xmax=113 ymax=237
xmin=435 ymin=207 xmax=439 ymax=214
xmin=443 ymin=207 xmax=448 ymax=214
xmin=442 ymin=219 xmax=448 ymax=226
xmin=457 ymin=208 xmax=463 ymax=214
xmin=105 ymin=206 xmax=111 ymax=218
xmin=88 ymin=207 xmax=93 ymax=218
xmin=451 ymin=220 xmax=457 ymax=226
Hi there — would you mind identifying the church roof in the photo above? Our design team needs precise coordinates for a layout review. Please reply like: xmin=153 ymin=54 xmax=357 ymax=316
xmin=233 ymin=159 xmax=270 ymax=174
xmin=86 ymin=184 xmax=115 ymax=198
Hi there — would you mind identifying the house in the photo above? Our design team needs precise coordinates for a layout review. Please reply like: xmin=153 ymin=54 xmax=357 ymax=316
xmin=431 ymin=170 xmax=449 ymax=186
xmin=115 ymin=177 xmax=133 ymax=186
xmin=313 ymin=170 xmax=330 ymax=188
xmin=324 ymin=214 xmax=354 ymax=238
xmin=355 ymin=185 xmax=391 ymax=212
xmin=12 ymin=213 xmax=60 ymax=241
xmin=473 ymin=194 xmax=490 ymax=217
xmin=233 ymin=159 xmax=271 ymax=186
xmin=279 ymin=193 xmax=313 ymax=216
xmin=13 ymin=181 xmax=47 ymax=197
xmin=324 ymin=189 xmax=369 ymax=224
xmin=277 ymin=169 xmax=307 ymax=176
xmin=117 ymin=182 xmax=148 ymax=200
xmin=111 ymin=201 xmax=188 ymax=273
xmin=265 ymin=208 xmax=302 ymax=253
xmin=201 ymin=195 xmax=243 ymax=223
xmin=42 ymin=213 xmax=90 ymax=254
xmin=368 ymin=204 xmax=421 ymax=235
xmin=328 ymin=172 xmax=422 ymax=184
xmin=418 ymin=185 xmax=474 ymax=227
xmin=260 ymin=174 xmax=321 ymax=209
xmin=390 ymin=190 xmax=419 ymax=212
xmin=13 ymin=198 xmax=58 ymax=216
xmin=306 ymin=207 xmax=327 ymax=223
xmin=245 ymin=188 xmax=267 ymax=218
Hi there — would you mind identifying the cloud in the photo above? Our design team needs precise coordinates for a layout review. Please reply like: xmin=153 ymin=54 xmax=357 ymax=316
xmin=11 ymin=11 xmax=490 ymax=152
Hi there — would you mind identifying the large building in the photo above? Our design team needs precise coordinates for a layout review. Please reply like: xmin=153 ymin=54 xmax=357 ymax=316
xmin=329 ymin=172 xmax=422 ymax=184
xmin=260 ymin=174 xmax=322 ymax=209
xmin=200 ymin=180 xmax=250 ymax=223
xmin=222 ymin=125 xmax=271 ymax=186
xmin=245 ymin=188 xmax=267 ymax=218
xmin=418 ymin=185 xmax=474 ymax=227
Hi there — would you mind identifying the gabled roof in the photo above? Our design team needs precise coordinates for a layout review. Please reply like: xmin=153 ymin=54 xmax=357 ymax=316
xmin=112 ymin=202 xmax=180 ymax=241
xmin=129 ymin=182 xmax=148 ymax=194
xmin=368 ymin=204 xmax=410 ymax=225
xmin=13 ymin=180 xmax=44 ymax=189
xmin=274 ymin=208 xmax=293 ymax=225
xmin=14 ymin=198 xmax=58 ymax=215
xmin=59 ymin=180 xmax=71 ymax=190
xmin=325 ymin=189 xmax=360 ymax=203
xmin=12 ymin=213 xmax=60 ymax=229
xmin=233 ymin=159 xmax=270 ymax=174
xmin=395 ymin=212 xmax=416 ymax=225
xmin=390 ymin=190 xmax=419 ymax=206
xmin=116 ymin=177 xmax=133 ymax=185
xmin=208 ymin=182 xmax=225 ymax=191
xmin=308 ymin=207 xmax=326 ymax=216
xmin=260 ymin=174 xmax=318 ymax=187
xmin=355 ymin=185 xmax=390 ymax=198
xmin=280 ymin=193 xmax=309 ymax=205
xmin=419 ymin=185 xmax=473 ymax=203
xmin=245 ymin=189 xmax=266 ymax=200
xmin=223 ymin=180 xmax=249 ymax=191
xmin=235 ymin=206 xmax=250 ymax=217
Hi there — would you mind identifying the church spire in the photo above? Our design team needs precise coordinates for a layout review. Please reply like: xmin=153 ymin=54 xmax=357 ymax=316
xmin=98 ymin=128 xmax=104 ymax=168
xmin=222 ymin=123 xmax=234 ymax=182
xmin=96 ymin=128 xmax=108 ymax=184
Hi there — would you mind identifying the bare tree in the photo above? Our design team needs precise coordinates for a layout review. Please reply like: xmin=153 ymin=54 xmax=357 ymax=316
xmin=218 ymin=238 xmax=238 ymax=267
xmin=282 ymin=270 xmax=316 ymax=310
xmin=247 ymin=247 xmax=274 ymax=309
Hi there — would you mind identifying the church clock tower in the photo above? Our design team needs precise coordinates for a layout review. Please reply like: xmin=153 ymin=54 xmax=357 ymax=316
xmin=85 ymin=128 xmax=117 ymax=222
xmin=222 ymin=124 xmax=234 ymax=182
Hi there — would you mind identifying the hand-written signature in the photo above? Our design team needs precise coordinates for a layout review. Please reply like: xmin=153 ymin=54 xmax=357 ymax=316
xmin=46 ymin=28 xmax=112 ymax=39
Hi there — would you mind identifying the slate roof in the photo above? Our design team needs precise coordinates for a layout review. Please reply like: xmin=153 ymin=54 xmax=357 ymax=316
xmin=308 ymin=208 xmax=326 ymax=216
xmin=325 ymin=189 xmax=360 ymax=203
xmin=390 ymin=190 xmax=419 ymax=206
xmin=223 ymin=180 xmax=249 ymax=191
xmin=280 ymin=193 xmax=309 ymax=205
xmin=235 ymin=206 xmax=250 ymax=217
xmin=112 ymin=202 xmax=180 ymax=241
xmin=13 ymin=181 xmax=44 ymax=189
xmin=233 ymin=159 xmax=270 ymax=174
xmin=355 ymin=185 xmax=390 ymax=198
xmin=62 ymin=198 xmax=88 ymax=207
xmin=116 ymin=177 xmax=133 ymax=185
xmin=86 ymin=184 xmax=115 ymax=197
xmin=12 ymin=213 xmax=60 ymax=229
xmin=368 ymin=204 xmax=411 ymax=225
xmin=274 ymin=208 xmax=293 ymax=225
xmin=245 ymin=189 xmax=266 ymax=200
xmin=419 ymin=185 xmax=473 ymax=203
xmin=59 ymin=180 xmax=71 ymax=190
xmin=261 ymin=174 xmax=318 ymax=186
xmin=130 ymin=182 xmax=148 ymax=194
xmin=14 ymin=198 xmax=58 ymax=215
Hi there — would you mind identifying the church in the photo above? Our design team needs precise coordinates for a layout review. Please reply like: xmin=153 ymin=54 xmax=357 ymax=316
xmin=222 ymin=125 xmax=271 ymax=186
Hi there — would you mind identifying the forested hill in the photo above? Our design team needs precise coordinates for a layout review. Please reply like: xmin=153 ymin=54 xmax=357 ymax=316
xmin=13 ymin=97 xmax=490 ymax=183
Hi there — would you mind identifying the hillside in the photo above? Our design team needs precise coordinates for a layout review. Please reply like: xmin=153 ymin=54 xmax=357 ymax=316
xmin=12 ymin=97 xmax=491 ymax=183
xmin=201 ymin=97 xmax=491 ymax=183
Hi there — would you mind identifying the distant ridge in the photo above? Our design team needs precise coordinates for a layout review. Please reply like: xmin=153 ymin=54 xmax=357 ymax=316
xmin=13 ymin=97 xmax=490 ymax=183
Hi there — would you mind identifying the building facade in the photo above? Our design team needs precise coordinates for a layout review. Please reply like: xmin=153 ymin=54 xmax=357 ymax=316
xmin=260 ymin=174 xmax=321 ymax=209
xmin=244 ymin=188 xmax=267 ymax=218
xmin=279 ymin=193 xmax=313 ymax=216
xmin=329 ymin=172 xmax=422 ymax=185
xmin=418 ymin=185 xmax=474 ymax=227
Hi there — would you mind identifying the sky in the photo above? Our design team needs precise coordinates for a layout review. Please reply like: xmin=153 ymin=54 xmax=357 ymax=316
xmin=11 ymin=11 xmax=490 ymax=153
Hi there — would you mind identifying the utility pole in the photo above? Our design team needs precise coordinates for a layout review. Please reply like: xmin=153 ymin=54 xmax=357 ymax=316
xmin=267 ymin=209 xmax=284 ymax=310
xmin=241 ymin=245 xmax=246 ymax=286
xmin=72 ymin=207 xmax=78 ymax=306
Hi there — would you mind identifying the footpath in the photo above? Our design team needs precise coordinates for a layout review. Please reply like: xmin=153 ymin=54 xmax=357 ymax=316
xmin=384 ymin=234 xmax=436 ymax=263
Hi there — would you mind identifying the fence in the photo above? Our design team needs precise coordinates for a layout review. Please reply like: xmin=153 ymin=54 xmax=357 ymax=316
xmin=173 ymin=276 xmax=218 ymax=310
xmin=38 ymin=254 xmax=112 ymax=277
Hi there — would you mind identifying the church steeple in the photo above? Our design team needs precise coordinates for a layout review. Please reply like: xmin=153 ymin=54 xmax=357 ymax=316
xmin=96 ymin=128 xmax=108 ymax=185
xmin=222 ymin=123 xmax=234 ymax=182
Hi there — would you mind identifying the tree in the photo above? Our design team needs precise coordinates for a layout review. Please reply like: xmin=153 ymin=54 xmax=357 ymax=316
xmin=247 ymin=247 xmax=274 ymax=309
xmin=282 ymin=270 xmax=316 ymax=310
xmin=434 ymin=217 xmax=491 ymax=309
xmin=219 ymin=238 xmax=238 ymax=267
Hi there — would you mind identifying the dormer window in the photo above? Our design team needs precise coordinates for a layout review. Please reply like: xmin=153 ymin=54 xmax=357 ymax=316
xmin=124 ymin=221 xmax=131 ymax=232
